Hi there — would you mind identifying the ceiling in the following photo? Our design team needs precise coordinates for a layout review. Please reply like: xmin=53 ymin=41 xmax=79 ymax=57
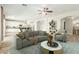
xmin=2 ymin=4 xmax=79 ymax=21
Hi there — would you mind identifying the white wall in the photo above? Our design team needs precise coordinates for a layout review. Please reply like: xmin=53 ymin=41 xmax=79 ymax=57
xmin=52 ymin=10 xmax=79 ymax=34
xmin=5 ymin=10 xmax=79 ymax=34
xmin=0 ymin=6 xmax=1 ymax=41
xmin=35 ymin=10 xmax=79 ymax=34
xmin=60 ymin=17 xmax=73 ymax=34
xmin=35 ymin=16 xmax=50 ymax=33
xmin=3 ymin=18 xmax=6 ymax=37
xmin=6 ymin=20 xmax=27 ymax=33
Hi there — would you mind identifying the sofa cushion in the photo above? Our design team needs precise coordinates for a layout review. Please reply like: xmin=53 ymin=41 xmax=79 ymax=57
xmin=32 ymin=31 xmax=39 ymax=36
xmin=28 ymin=31 xmax=34 ymax=37
xmin=38 ymin=31 xmax=47 ymax=36
xmin=22 ymin=39 xmax=33 ymax=47
xmin=55 ymin=34 xmax=66 ymax=42
xmin=29 ymin=37 xmax=38 ymax=44
xmin=16 ymin=32 xmax=25 ymax=39
xmin=35 ymin=36 xmax=48 ymax=42
xmin=24 ymin=32 xmax=30 ymax=39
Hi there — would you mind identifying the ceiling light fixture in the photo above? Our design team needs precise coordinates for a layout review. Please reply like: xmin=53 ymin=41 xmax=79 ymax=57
xmin=38 ymin=7 xmax=53 ymax=15
xmin=22 ymin=4 xmax=27 ymax=6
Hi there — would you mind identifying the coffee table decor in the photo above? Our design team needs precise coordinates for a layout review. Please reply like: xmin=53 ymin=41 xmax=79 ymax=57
xmin=47 ymin=20 xmax=58 ymax=47
xmin=47 ymin=34 xmax=58 ymax=48
xmin=40 ymin=20 xmax=63 ymax=54
xmin=41 ymin=41 xmax=63 ymax=54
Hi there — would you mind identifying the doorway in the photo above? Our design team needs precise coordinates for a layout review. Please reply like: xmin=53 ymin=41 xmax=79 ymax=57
xmin=73 ymin=23 xmax=79 ymax=35
xmin=60 ymin=16 xmax=79 ymax=42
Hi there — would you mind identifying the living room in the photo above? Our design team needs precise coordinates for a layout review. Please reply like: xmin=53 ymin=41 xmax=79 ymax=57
xmin=1 ymin=4 xmax=79 ymax=54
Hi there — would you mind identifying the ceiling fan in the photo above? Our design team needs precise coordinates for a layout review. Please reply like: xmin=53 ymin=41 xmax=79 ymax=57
xmin=38 ymin=7 xmax=53 ymax=15
xmin=22 ymin=4 xmax=27 ymax=6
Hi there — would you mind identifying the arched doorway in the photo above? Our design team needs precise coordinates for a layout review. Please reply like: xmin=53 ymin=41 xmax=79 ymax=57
xmin=61 ymin=16 xmax=79 ymax=42
xmin=73 ymin=23 xmax=79 ymax=35
xmin=61 ymin=16 xmax=73 ymax=34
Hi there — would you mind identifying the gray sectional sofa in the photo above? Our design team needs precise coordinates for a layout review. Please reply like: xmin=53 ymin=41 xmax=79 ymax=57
xmin=55 ymin=33 xmax=67 ymax=42
xmin=16 ymin=30 xmax=48 ymax=49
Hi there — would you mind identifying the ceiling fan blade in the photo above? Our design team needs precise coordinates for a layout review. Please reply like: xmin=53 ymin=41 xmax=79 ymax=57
xmin=46 ymin=11 xmax=53 ymax=13
xmin=22 ymin=4 xmax=27 ymax=6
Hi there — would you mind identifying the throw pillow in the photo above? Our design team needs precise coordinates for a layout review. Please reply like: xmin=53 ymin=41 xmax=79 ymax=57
xmin=24 ymin=32 xmax=29 ymax=39
xmin=16 ymin=32 xmax=25 ymax=39
xmin=39 ymin=31 xmax=47 ymax=35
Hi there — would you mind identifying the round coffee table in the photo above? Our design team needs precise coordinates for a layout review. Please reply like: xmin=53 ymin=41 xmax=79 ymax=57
xmin=40 ymin=41 xmax=63 ymax=54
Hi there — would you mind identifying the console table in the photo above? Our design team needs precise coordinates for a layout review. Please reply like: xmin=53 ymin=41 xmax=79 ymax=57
xmin=40 ymin=41 xmax=63 ymax=54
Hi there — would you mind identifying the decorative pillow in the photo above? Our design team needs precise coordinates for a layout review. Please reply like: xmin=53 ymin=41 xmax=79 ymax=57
xmin=28 ymin=31 xmax=33 ymax=37
xmin=39 ymin=31 xmax=47 ymax=35
xmin=16 ymin=32 xmax=25 ymax=39
xmin=33 ymin=31 xmax=39 ymax=36
xmin=43 ymin=31 xmax=47 ymax=35
xmin=24 ymin=32 xmax=30 ymax=39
